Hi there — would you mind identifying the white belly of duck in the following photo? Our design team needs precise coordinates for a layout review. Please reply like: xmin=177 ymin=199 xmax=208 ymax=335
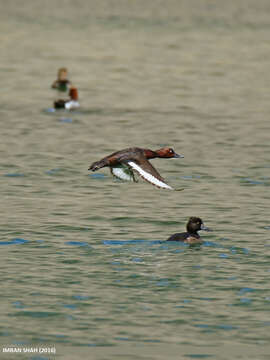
xmin=65 ymin=100 xmax=80 ymax=110
xmin=111 ymin=165 xmax=134 ymax=181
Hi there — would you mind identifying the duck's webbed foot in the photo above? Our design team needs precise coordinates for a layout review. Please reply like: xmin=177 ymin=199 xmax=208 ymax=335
xmin=132 ymin=172 xmax=138 ymax=182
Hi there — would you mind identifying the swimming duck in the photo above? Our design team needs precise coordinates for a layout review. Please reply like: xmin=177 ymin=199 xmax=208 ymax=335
xmin=89 ymin=147 xmax=183 ymax=190
xmin=51 ymin=67 xmax=72 ymax=92
xmin=54 ymin=87 xmax=80 ymax=110
xmin=166 ymin=217 xmax=211 ymax=244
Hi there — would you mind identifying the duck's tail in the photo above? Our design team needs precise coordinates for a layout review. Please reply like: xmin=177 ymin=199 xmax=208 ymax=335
xmin=88 ymin=159 xmax=108 ymax=171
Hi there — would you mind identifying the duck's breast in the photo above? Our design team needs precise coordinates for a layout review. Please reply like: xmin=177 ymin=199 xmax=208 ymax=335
xmin=184 ymin=236 xmax=203 ymax=245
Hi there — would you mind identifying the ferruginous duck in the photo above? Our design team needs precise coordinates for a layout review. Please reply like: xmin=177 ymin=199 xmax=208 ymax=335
xmin=88 ymin=147 xmax=184 ymax=190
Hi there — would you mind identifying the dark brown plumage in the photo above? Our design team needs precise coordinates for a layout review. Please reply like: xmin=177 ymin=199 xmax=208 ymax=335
xmin=167 ymin=217 xmax=212 ymax=244
xmin=89 ymin=147 xmax=183 ymax=190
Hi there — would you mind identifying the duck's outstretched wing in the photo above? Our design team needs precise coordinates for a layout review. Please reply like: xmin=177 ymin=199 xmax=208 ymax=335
xmin=110 ymin=165 xmax=136 ymax=182
xmin=127 ymin=160 xmax=173 ymax=190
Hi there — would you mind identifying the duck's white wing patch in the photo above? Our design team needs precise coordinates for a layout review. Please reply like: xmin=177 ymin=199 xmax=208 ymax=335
xmin=127 ymin=161 xmax=173 ymax=190
xmin=111 ymin=166 xmax=134 ymax=181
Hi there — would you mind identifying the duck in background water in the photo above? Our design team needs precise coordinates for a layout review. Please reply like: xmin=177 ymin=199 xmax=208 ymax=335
xmin=51 ymin=67 xmax=80 ymax=110
xmin=89 ymin=147 xmax=184 ymax=190
xmin=51 ymin=67 xmax=72 ymax=92
xmin=167 ymin=217 xmax=212 ymax=244
xmin=54 ymin=86 xmax=80 ymax=110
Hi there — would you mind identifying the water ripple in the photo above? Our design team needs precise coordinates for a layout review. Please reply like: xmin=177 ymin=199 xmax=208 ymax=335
xmin=0 ymin=238 xmax=28 ymax=246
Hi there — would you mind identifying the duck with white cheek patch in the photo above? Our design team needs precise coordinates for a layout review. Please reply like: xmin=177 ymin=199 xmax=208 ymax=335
xmin=167 ymin=217 xmax=212 ymax=245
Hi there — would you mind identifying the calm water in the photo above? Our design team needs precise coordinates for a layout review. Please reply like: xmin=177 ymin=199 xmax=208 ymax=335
xmin=1 ymin=1 xmax=270 ymax=359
